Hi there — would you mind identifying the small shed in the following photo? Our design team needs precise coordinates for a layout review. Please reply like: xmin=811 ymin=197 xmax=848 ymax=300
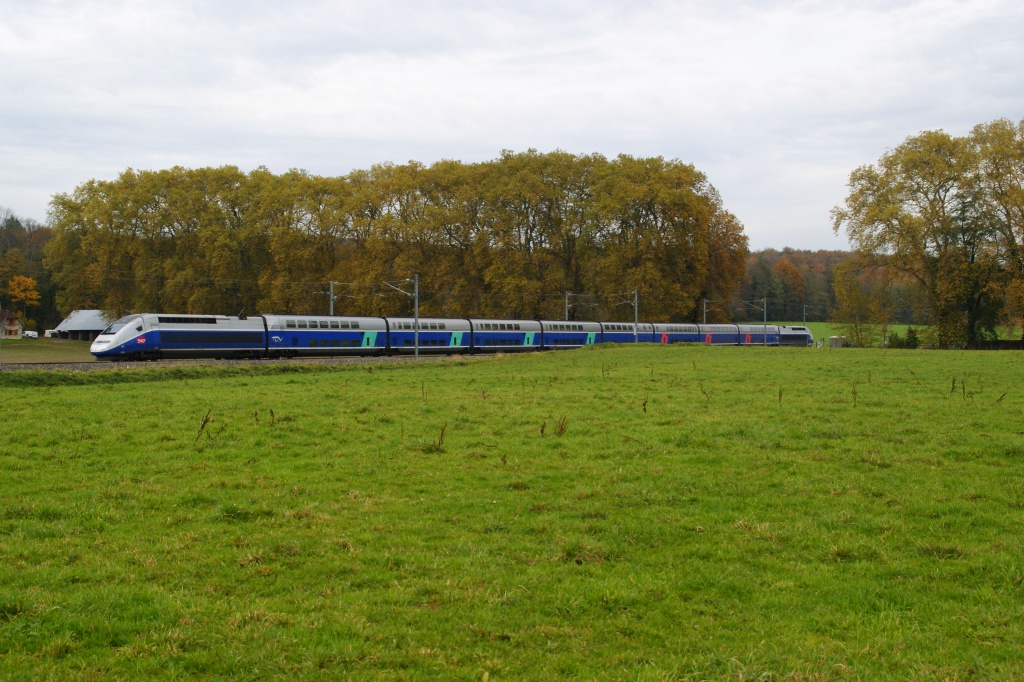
xmin=53 ymin=310 xmax=112 ymax=341
xmin=1 ymin=310 xmax=24 ymax=339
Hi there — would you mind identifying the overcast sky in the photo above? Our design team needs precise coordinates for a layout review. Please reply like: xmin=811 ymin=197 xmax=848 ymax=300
xmin=2 ymin=0 xmax=1022 ymax=250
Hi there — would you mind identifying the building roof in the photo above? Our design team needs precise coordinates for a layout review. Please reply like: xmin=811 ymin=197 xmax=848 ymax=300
xmin=54 ymin=309 xmax=112 ymax=332
xmin=1 ymin=309 xmax=22 ymax=325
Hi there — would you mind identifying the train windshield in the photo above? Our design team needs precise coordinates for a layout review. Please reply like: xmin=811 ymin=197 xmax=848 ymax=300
xmin=100 ymin=315 xmax=140 ymax=335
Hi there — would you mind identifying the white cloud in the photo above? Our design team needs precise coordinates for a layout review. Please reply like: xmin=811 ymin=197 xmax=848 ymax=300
xmin=1 ymin=0 xmax=1022 ymax=249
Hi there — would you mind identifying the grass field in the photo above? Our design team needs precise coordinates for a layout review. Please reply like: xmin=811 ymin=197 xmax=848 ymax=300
xmin=2 ymin=345 xmax=1024 ymax=679
xmin=773 ymin=322 xmax=918 ymax=346
xmin=0 ymin=338 xmax=95 ymax=364
xmin=782 ymin=322 xmax=1024 ymax=346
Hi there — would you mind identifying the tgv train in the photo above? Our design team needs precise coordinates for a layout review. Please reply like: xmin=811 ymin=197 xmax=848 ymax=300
xmin=90 ymin=313 xmax=814 ymax=360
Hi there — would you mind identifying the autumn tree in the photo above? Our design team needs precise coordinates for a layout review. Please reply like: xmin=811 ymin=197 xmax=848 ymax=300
xmin=833 ymin=120 xmax=1024 ymax=347
xmin=772 ymin=258 xmax=806 ymax=320
xmin=829 ymin=258 xmax=891 ymax=347
xmin=7 ymin=275 xmax=40 ymax=323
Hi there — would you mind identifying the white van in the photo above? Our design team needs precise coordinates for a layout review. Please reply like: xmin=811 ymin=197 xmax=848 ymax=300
xmin=22 ymin=331 xmax=38 ymax=339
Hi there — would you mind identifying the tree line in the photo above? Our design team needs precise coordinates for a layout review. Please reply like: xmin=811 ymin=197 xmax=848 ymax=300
xmin=0 ymin=207 xmax=59 ymax=330
xmin=833 ymin=117 xmax=1024 ymax=347
xmin=43 ymin=151 xmax=749 ymax=323
xmin=730 ymin=248 xmax=852 ymax=325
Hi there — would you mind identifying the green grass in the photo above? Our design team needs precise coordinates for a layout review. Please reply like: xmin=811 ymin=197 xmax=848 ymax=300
xmin=0 ymin=338 xmax=95 ymax=363
xmin=784 ymin=322 xmax=1023 ymax=345
xmin=774 ymin=322 xmax=918 ymax=345
xmin=2 ymin=345 xmax=1024 ymax=679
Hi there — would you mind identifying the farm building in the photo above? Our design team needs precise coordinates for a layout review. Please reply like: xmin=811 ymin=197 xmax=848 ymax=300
xmin=53 ymin=309 xmax=111 ymax=341
xmin=1 ymin=310 xmax=24 ymax=339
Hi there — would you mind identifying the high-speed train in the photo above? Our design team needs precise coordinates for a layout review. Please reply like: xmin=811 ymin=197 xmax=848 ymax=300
xmin=90 ymin=313 xmax=814 ymax=360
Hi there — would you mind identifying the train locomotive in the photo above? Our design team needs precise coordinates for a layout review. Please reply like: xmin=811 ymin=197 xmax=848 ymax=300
xmin=90 ymin=313 xmax=815 ymax=360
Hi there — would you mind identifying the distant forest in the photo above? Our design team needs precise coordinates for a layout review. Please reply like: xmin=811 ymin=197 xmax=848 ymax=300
xmin=4 ymin=151 xmax=868 ymax=331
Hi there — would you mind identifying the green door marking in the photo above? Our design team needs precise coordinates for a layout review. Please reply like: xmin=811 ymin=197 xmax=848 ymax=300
xmin=524 ymin=332 xmax=535 ymax=346
xmin=362 ymin=331 xmax=378 ymax=347
xmin=586 ymin=332 xmax=596 ymax=345
xmin=450 ymin=332 xmax=464 ymax=346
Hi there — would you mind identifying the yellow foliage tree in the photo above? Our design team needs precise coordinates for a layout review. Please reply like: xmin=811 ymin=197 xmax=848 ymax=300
xmin=829 ymin=259 xmax=891 ymax=347
xmin=7 ymin=275 xmax=40 ymax=323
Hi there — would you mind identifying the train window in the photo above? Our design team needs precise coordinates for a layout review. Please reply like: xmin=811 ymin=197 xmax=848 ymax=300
xmin=429 ymin=323 xmax=437 ymax=330
xmin=514 ymin=324 xmax=521 ymax=330
xmin=331 ymin=339 xmax=339 ymax=346
xmin=286 ymin=320 xmax=296 ymax=328
xmin=339 ymin=321 xmax=349 ymax=329
xmin=351 ymin=322 xmax=360 ymax=329
xmin=297 ymin=321 xmax=307 ymax=328
xmin=403 ymin=340 xmax=411 ymax=346
xmin=310 ymin=339 xmax=318 ymax=346
xmin=330 ymin=321 xmax=339 ymax=329
xmin=439 ymin=323 xmax=446 ymax=330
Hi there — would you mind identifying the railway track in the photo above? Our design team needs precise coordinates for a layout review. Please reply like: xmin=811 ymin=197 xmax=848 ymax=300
xmin=0 ymin=354 xmax=452 ymax=373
